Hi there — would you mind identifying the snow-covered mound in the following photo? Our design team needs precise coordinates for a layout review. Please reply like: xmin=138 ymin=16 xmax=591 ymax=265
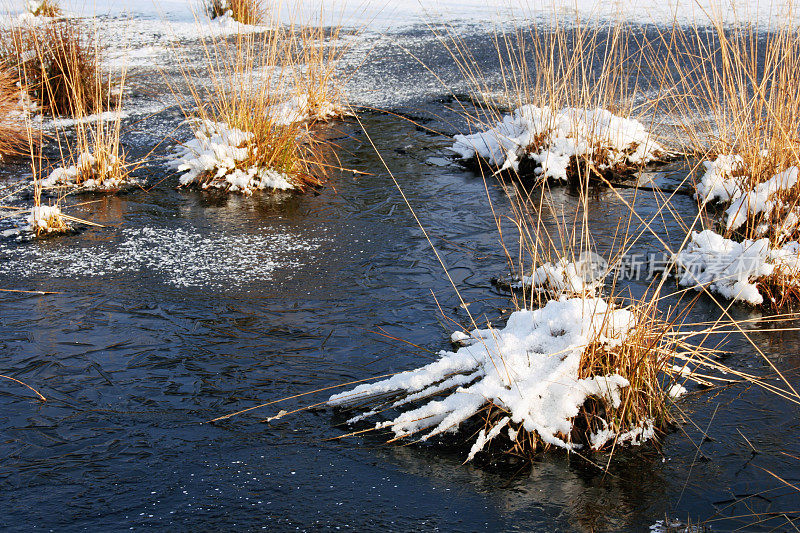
xmin=672 ymin=229 xmax=800 ymax=305
xmin=329 ymin=297 xmax=661 ymax=459
xmin=451 ymin=106 xmax=664 ymax=181
xmin=502 ymin=254 xmax=607 ymax=296
xmin=40 ymin=152 xmax=130 ymax=190
xmin=694 ymin=156 xmax=800 ymax=241
xmin=725 ymin=166 xmax=799 ymax=233
xmin=173 ymin=119 xmax=295 ymax=194
xmin=27 ymin=204 xmax=68 ymax=234
xmin=694 ymin=154 xmax=746 ymax=204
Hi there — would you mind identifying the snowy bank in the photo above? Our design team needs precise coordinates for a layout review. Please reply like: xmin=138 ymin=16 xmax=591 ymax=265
xmin=329 ymin=297 xmax=668 ymax=459
xmin=451 ymin=106 xmax=664 ymax=181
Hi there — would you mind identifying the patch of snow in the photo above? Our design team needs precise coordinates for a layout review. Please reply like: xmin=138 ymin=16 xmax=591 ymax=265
xmin=451 ymin=106 xmax=663 ymax=181
xmin=329 ymin=297 xmax=649 ymax=457
xmin=668 ymin=384 xmax=687 ymax=398
xmin=673 ymin=230 xmax=773 ymax=305
xmin=26 ymin=204 xmax=68 ymax=233
xmin=40 ymin=152 xmax=130 ymax=190
xmin=173 ymin=119 xmax=295 ymax=194
xmin=511 ymin=252 xmax=607 ymax=295
xmin=725 ymin=167 xmax=799 ymax=232
xmin=694 ymin=154 xmax=745 ymax=204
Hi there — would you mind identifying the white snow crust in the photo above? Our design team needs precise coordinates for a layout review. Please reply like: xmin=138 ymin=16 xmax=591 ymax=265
xmin=173 ymin=119 xmax=295 ymax=194
xmin=329 ymin=297 xmax=657 ymax=458
xmin=451 ymin=106 xmax=663 ymax=180
xmin=26 ymin=204 xmax=67 ymax=233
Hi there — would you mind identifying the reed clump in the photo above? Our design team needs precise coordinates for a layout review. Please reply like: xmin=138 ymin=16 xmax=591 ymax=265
xmin=0 ymin=18 xmax=105 ymax=116
xmin=204 ymin=0 xmax=265 ymax=25
xmin=0 ymin=67 xmax=37 ymax=160
xmin=446 ymin=17 xmax=666 ymax=185
xmin=173 ymin=22 xmax=344 ymax=194
xmin=655 ymin=13 xmax=800 ymax=310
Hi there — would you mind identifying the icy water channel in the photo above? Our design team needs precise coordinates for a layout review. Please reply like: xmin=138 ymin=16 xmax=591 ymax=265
xmin=1 ymin=19 xmax=799 ymax=532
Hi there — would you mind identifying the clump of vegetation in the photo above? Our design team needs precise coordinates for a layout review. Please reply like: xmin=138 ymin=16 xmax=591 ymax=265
xmin=656 ymin=14 xmax=800 ymax=311
xmin=173 ymin=22 xmax=344 ymax=194
xmin=26 ymin=0 xmax=60 ymax=18
xmin=447 ymin=17 xmax=667 ymax=184
xmin=1 ymin=18 xmax=105 ymax=116
xmin=0 ymin=67 xmax=38 ymax=160
xmin=204 ymin=0 xmax=265 ymax=25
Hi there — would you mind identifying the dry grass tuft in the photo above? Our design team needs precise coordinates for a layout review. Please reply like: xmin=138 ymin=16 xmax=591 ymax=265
xmin=658 ymin=16 xmax=800 ymax=243
xmin=443 ymin=16 xmax=666 ymax=184
xmin=27 ymin=0 xmax=61 ymax=18
xmin=1 ymin=18 xmax=105 ymax=116
xmin=0 ymin=66 xmax=38 ymax=159
xmin=205 ymin=0 xmax=265 ymax=25
xmin=173 ymin=18 xmax=346 ymax=194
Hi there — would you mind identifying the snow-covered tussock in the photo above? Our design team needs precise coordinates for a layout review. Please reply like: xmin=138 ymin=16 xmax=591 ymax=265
xmin=726 ymin=166 xmax=799 ymax=232
xmin=694 ymin=154 xmax=745 ymax=204
xmin=673 ymin=229 xmax=800 ymax=305
xmin=329 ymin=298 xmax=657 ymax=459
xmin=27 ymin=204 xmax=68 ymax=234
xmin=509 ymin=253 xmax=607 ymax=296
xmin=695 ymin=155 xmax=800 ymax=240
xmin=173 ymin=119 xmax=294 ymax=194
xmin=40 ymin=152 xmax=128 ymax=190
xmin=451 ymin=106 xmax=664 ymax=181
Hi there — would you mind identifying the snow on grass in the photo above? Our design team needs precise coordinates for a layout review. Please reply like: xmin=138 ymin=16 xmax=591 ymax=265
xmin=505 ymin=253 xmax=607 ymax=296
xmin=0 ymin=224 xmax=321 ymax=288
xmin=173 ymin=119 xmax=295 ymax=194
xmin=451 ymin=106 xmax=664 ymax=181
xmin=673 ymin=230 xmax=774 ymax=305
xmin=40 ymin=152 xmax=132 ymax=191
xmin=725 ymin=166 xmax=799 ymax=232
xmin=26 ymin=204 xmax=69 ymax=234
xmin=694 ymin=154 xmax=745 ymax=204
xmin=329 ymin=297 xmax=659 ymax=458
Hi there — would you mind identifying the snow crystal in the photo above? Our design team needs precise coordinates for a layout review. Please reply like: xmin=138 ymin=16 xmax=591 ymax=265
xmin=673 ymin=230 xmax=773 ymax=305
xmin=329 ymin=297 xmax=644 ymax=457
xmin=451 ymin=106 xmax=663 ymax=181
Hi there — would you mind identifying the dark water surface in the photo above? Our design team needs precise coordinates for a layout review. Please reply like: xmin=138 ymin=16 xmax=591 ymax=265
xmin=1 ymin=21 xmax=799 ymax=532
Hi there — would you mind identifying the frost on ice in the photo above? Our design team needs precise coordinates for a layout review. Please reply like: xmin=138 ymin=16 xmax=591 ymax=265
xmin=329 ymin=297 xmax=659 ymax=460
xmin=451 ymin=106 xmax=664 ymax=181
